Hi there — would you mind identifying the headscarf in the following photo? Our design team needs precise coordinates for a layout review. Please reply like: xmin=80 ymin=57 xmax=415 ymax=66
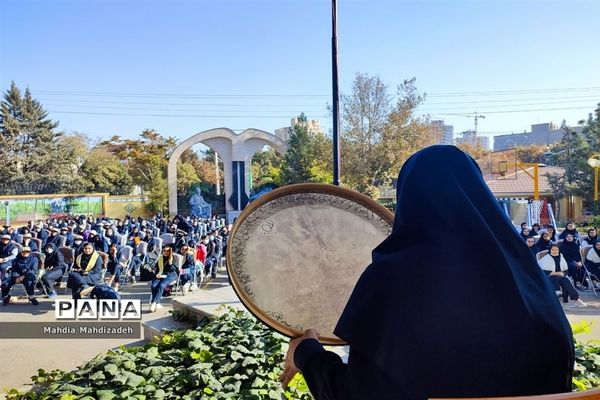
xmin=520 ymin=228 xmax=530 ymax=241
xmin=76 ymin=242 xmax=99 ymax=272
xmin=586 ymin=229 xmax=598 ymax=246
xmin=333 ymin=145 xmax=574 ymax=398
xmin=43 ymin=243 xmax=64 ymax=270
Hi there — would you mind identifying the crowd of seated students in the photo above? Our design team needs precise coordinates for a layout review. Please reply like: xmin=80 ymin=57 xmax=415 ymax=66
xmin=0 ymin=213 xmax=230 ymax=308
xmin=520 ymin=220 xmax=600 ymax=308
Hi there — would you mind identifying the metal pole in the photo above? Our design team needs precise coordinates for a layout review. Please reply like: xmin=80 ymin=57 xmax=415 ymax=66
xmin=215 ymin=153 xmax=221 ymax=196
xmin=331 ymin=0 xmax=341 ymax=186
xmin=595 ymin=166 xmax=598 ymax=214
xmin=4 ymin=202 xmax=9 ymax=226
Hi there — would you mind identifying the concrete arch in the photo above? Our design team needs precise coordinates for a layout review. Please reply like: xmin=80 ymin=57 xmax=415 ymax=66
xmin=168 ymin=128 xmax=288 ymax=221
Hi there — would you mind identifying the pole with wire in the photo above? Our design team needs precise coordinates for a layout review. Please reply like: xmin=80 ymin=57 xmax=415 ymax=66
xmin=331 ymin=0 xmax=341 ymax=186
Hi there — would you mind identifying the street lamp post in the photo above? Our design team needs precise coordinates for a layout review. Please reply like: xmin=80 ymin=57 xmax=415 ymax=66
xmin=3 ymin=201 xmax=9 ymax=225
xmin=587 ymin=155 xmax=600 ymax=215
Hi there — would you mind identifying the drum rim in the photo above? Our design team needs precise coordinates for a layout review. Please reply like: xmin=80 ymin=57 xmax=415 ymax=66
xmin=226 ymin=183 xmax=395 ymax=345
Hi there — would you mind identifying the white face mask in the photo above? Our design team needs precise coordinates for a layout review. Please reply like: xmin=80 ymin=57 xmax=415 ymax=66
xmin=46 ymin=248 xmax=54 ymax=254
xmin=74 ymin=240 xmax=82 ymax=245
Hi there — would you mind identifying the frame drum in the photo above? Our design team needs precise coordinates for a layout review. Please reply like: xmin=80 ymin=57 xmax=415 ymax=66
xmin=226 ymin=183 xmax=394 ymax=345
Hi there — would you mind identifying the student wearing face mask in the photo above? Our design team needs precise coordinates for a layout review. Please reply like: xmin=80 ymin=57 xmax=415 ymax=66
xmin=2 ymin=247 xmax=39 ymax=305
xmin=60 ymin=227 xmax=74 ymax=247
xmin=41 ymin=243 xmax=66 ymax=299
xmin=71 ymin=235 xmax=85 ymax=256
xmin=22 ymin=233 xmax=38 ymax=252
xmin=0 ymin=234 xmax=18 ymax=278
xmin=46 ymin=227 xmax=61 ymax=246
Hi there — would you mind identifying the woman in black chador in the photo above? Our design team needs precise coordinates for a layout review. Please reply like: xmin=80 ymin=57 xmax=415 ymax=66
xmin=281 ymin=145 xmax=574 ymax=400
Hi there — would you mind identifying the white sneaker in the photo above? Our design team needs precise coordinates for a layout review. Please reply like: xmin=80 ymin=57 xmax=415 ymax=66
xmin=190 ymin=282 xmax=198 ymax=291
xmin=156 ymin=303 xmax=163 ymax=310
xmin=182 ymin=282 xmax=191 ymax=295
xmin=562 ymin=302 xmax=574 ymax=309
xmin=576 ymin=299 xmax=588 ymax=307
xmin=150 ymin=302 xmax=157 ymax=312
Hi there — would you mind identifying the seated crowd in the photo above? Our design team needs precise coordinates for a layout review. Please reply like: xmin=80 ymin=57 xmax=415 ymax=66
xmin=521 ymin=221 xmax=600 ymax=308
xmin=0 ymin=214 xmax=230 ymax=309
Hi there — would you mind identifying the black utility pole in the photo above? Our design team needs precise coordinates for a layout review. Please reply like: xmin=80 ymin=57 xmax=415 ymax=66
xmin=332 ymin=0 xmax=341 ymax=186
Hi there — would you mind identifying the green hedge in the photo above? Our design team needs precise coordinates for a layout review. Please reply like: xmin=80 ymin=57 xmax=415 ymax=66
xmin=4 ymin=308 xmax=312 ymax=400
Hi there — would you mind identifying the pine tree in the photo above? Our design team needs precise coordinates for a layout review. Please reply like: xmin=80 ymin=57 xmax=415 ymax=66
xmin=0 ymin=82 xmax=79 ymax=194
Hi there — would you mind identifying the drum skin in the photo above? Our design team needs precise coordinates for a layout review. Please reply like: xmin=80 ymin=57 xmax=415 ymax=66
xmin=227 ymin=183 xmax=394 ymax=345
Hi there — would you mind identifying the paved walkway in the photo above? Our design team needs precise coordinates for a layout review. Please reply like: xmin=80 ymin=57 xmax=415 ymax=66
xmin=1 ymin=276 xmax=600 ymax=396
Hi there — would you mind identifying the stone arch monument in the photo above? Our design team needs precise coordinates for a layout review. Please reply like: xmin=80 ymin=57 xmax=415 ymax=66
xmin=167 ymin=128 xmax=288 ymax=222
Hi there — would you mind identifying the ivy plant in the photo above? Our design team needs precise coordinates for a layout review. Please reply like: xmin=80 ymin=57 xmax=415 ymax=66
xmin=5 ymin=308 xmax=313 ymax=400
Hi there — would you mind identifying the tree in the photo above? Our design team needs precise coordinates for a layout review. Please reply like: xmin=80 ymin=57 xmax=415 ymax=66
xmin=282 ymin=114 xmax=333 ymax=184
xmin=379 ymin=78 xmax=434 ymax=182
xmin=582 ymin=104 xmax=600 ymax=152
xmin=0 ymin=82 xmax=82 ymax=194
xmin=546 ymin=120 xmax=591 ymax=200
xmin=340 ymin=73 xmax=391 ymax=192
xmin=181 ymin=148 xmax=219 ymax=185
xmin=79 ymin=148 xmax=133 ymax=195
xmin=251 ymin=147 xmax=284 ymax=187
xmin=101 ymin=129 xmax=177 ymax=214
xmin=177 ymin=161 xmax=200 ymax=196
xmin=515 ymin=144 xmax=548 ymax=164
xmin=339 ymin=74 xmax=431 ymax=196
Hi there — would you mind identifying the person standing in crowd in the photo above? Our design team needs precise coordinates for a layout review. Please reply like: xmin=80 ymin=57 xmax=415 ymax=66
xmin=538 ymin=243 xmax=586 ymax=308
xmin=40 ymin=243 xmax=66 ymax=299
xmin=280 ymin=146 xmax=574 ymax=399
xmin=531 ymin=223 xmax=541 ymax=236
xmin=67 ymin=242 xmax=103 ymax=299
xmin=1 ymin=246 xmax=39 ymax=305
xmin=149 ymin=244 xmax=178 ymax=312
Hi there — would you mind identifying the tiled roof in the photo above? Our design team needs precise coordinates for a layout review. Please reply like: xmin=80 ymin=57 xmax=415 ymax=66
xmin=485 ymin=165 xmax=564 ymax=197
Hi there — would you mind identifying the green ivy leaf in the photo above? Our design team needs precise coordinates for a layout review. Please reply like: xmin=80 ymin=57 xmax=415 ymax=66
xmin=103 ymin=364 xmax=118 ymax=376
xmin=95 ymin=389 xmax=116 ymax=400
xmin=89 ymin=371 xmax=105 ymax=380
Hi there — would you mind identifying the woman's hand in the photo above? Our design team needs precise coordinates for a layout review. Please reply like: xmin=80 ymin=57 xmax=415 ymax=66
xmin=279 ymin=329 xmax=319 ymax=389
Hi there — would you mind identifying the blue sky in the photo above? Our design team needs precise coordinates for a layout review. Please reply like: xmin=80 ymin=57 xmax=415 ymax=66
xmin=1 ymin=0 xmax=599 ymax=147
